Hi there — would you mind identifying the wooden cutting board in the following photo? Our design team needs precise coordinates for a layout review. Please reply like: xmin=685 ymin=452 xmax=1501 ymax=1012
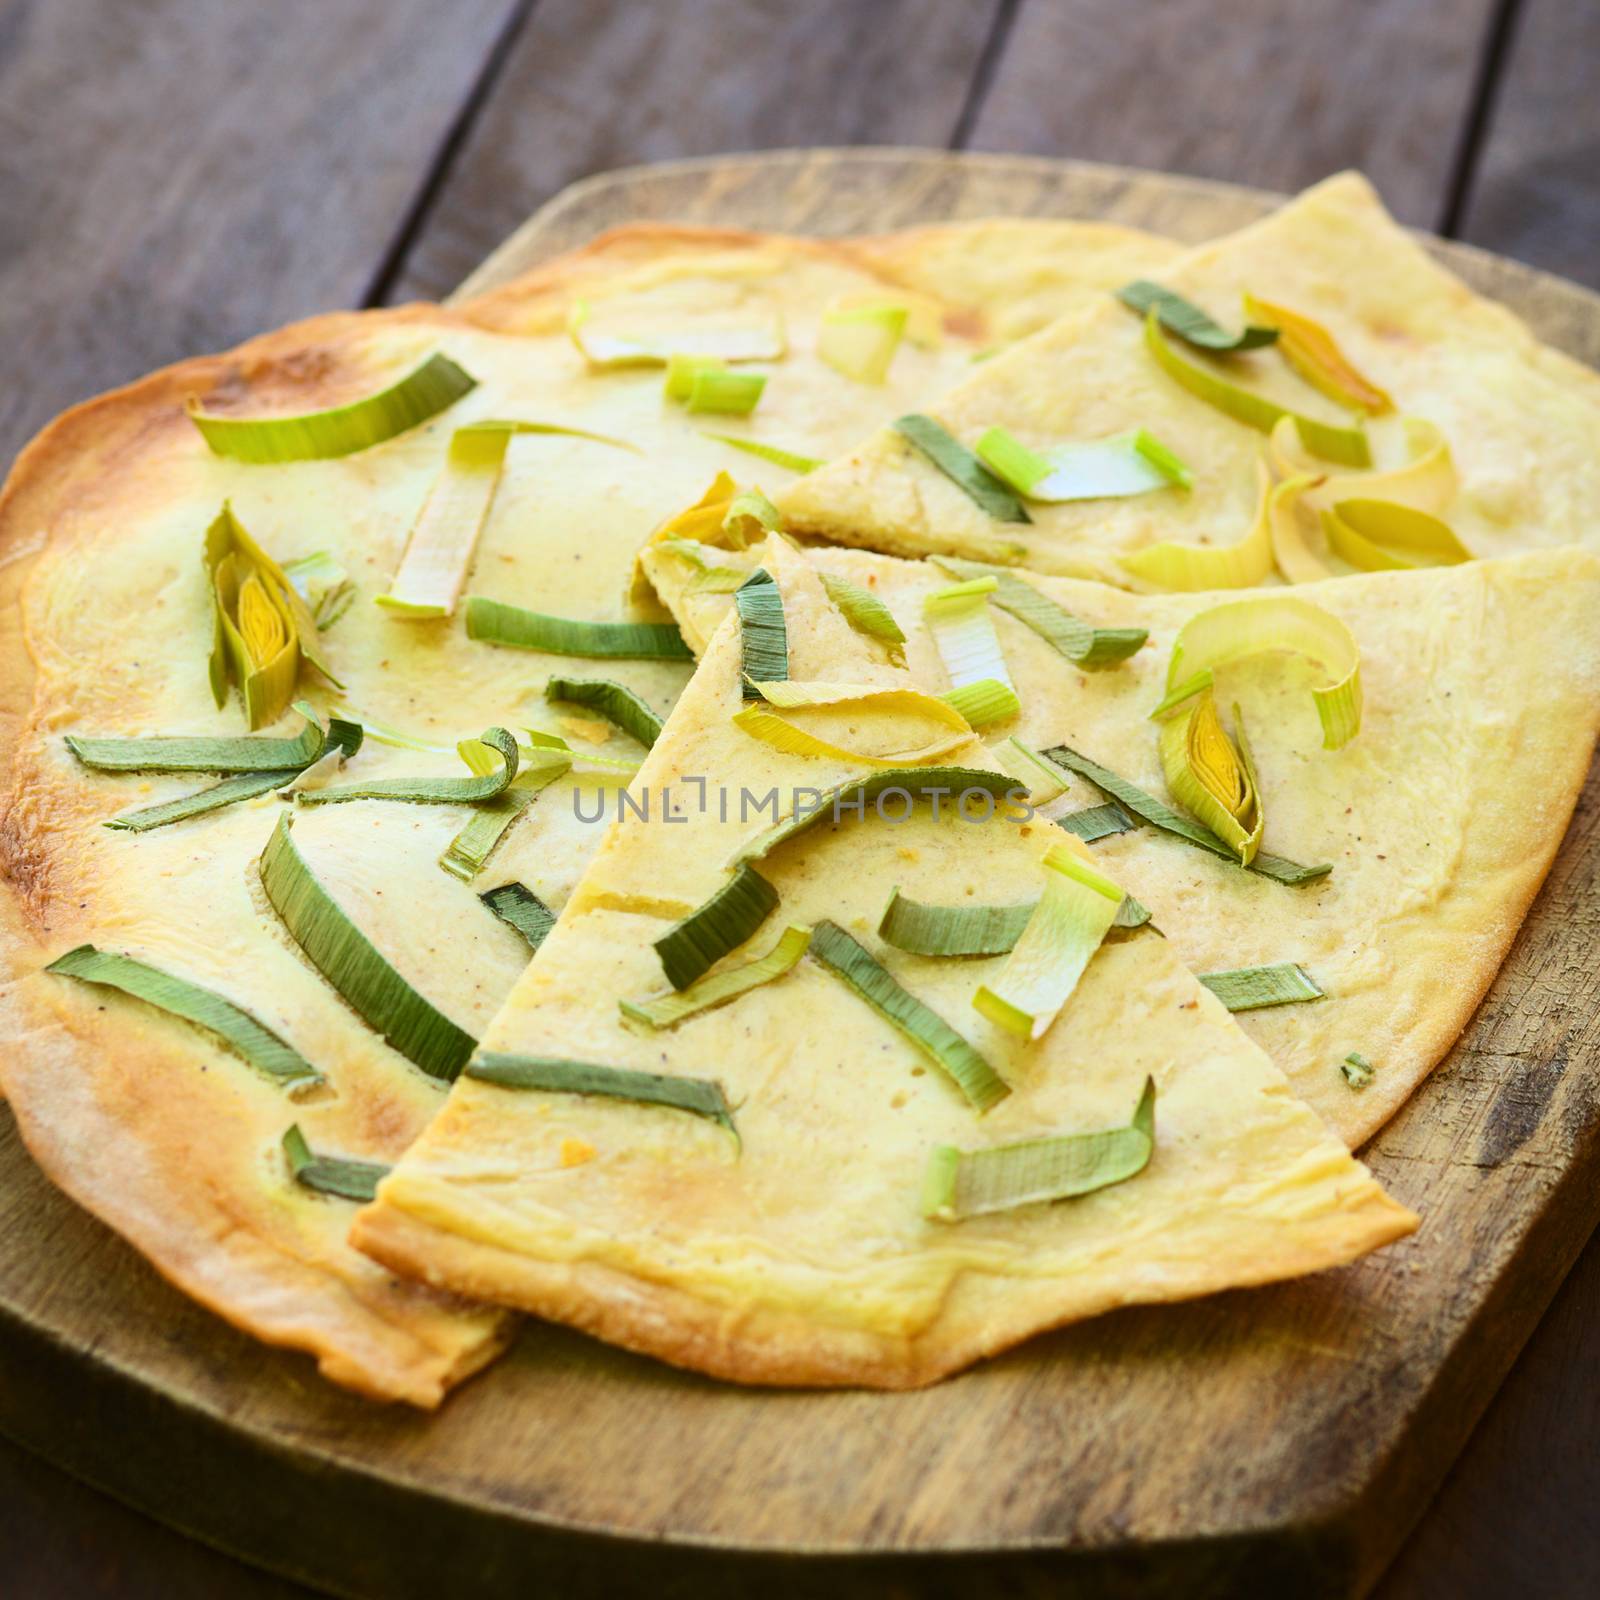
xmin=3 ymin=149 xmax=1599 ymax=1600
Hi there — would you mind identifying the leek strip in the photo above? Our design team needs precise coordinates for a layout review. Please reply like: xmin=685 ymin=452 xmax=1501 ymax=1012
xmin=480 ymin=882 xmax=557 ymax=951
xmin=809 ymin=921 xmax=1008 ymax=1112
xmin=1341 ymin=1051 xmax=1376 ymax=1090
xmin=1266 ymin=473 xmax=1336 ymax=584
xmin=1269 ymin=415 xmax=1457 ymax=516
xmin=892 ymin=414 xmax=1032 ymax=524
xmin=189 ymin=353 xmax=476 ymax=462
xmin=518 ymin=729 xmax=629 ymax=778
xmin=735 ymin=568 xmax=787 ymax=699
xmin=106 ymin=770 xmax=285 ymax=832
xmin=818 ymin=572 xmax=906 ymax=648
xmin=1197 ymin=962 xmax=1323 ymax=1011
xmin=1042 ymin=746 xmax=1330 ymax=886
xmin=331 ymin=708 xmax=451 ymax=753
xmin=925 ymin=578 xmax=1015 ymax=710
xmin=818 ymin=302 xmax=907 ymax=383
xmin=567 ymin=297 xmax=785 ymax=367
xmin=930 ymin=557 xmax=1146 ymax=668
xmin=938 ymin=677 xmax=1019 ymax=727
xmin=1321 ymin=499 xmax=1472 ymax=572
xmin=259 ymin=815 xmax=475 ymax=1080
xmin=973 ymin=844 xmax=1122 ymax=1039
xmin=1121 ymin=462 xmax=1277 ymax=591
xmin=657 ymin=539 xmax=750 ymax=594
xmin=46 ymin=944 xmax=322 ymax=1094
xmin=1242 ymin=294 xmax=1391 ymax=414
xmin=1160 ymin=595 xmax=1362 ymax=750
xmin=544 ymin=677 xmax=662 ymax=748
xmin=1056 ymin=800 xmax=1134 ymax=843
xmin=923 ymin=1077 xmax=1155 ymax=1221
xmin=976 ymin=426 xmax=1191 ymax=502
xmin=723 ymin=487 xmax=783 ymax=546
xmin=439 ymin=790 xmax=534 ymax=882
xmin=282 ymin=1125 xmax=388 ymax=1202
xmin=730 ymin=767 xmax=1022 ymax=868
xmin=686 ymin=369 xmax=767 ymax=416
xmin=1114 ymin=893 xmax=1153 ymax=931
xmin=299 ymin=726 xmax=518 ymax=807
xmin=734 ymin=680 xmax=972 ymax=767
xmin=654 ymin=863 xmax=779 ymax=991
xmin=465 ymin=597 xmax=693 ymax=659
xmin=622 ymin=924 xmax=811 ymax=1030
xmin=1117 ymin=281 xmax=1277 ymax=351
xmin=282 ymin=551 xmax=355 ymax=629
xmin=699 ymin=432 xmax=822 ymax=473
xmin=1143 ymin=312 xmax=1371 ymax=467
xmin=878 ymin=890 xmax=1034 ymax=958
xmin=466 ymin=1053 xmax=736 ymax=1135
xmin=1158 ymin=694 xmax=1263 ymax=865
xmin=69 ymin=703 xmax=358 ymax=774
xmin=665 ymin=355 xmax=725 ymax=400
xmin=993 ymin=736 xmax=1070 ymax=804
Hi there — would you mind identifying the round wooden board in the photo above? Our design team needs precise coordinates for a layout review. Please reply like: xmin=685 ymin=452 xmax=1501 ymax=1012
xmin=4 ymin=150 xmax=1600 ymax=1600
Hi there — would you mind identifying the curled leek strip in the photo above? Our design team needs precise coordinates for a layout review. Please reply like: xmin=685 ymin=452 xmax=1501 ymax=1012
xmin=976 ymin=426 xmax=1191 ymax=502
xmin=1142 ymin=311 xmax=1371 ymax=468
xmin=818 ymin=572 xmax=906 ymax=649
xmin=46 ymin=944 xmax=323 ymax=1094
xmin=1120 ymin=462 xmax=1277 ymax=592
xmin=809 ymin=921 xmax=1008 ymax=1112
xmin=973 ymin=844 xmax=1123 ymax=1039
xmin=723 ymin=487 xmax=783 ymax=546
xmin=1156 ymin=593 xmax=1363 ymax=750
xmin=189 ymin=352 xmax=474 ymax=462
xmin=545 ymin=677 xmax=663 ymax=749
xmin=622 ymin=924 xmax=812 ymax=1031
xmin=567 ymin=296 xmax=785 ymax=368
xmin=1117 ymin=280 xmax=1277 ymax=352
xmin=1242 ymin=294 xmax=1392 ymax=414
xmin=1320 ymin=499 xmax=1472 ymax=572
xmin=923 ymin=1077 xmax=1155 ymax=1221
xmin=892 ymin=414 xmax=1031 ymax=524
xmin=1157 ymin=693 xmax=1264 ymax=865
xmin=282 ymin=1125 xmax=389 ymax=1202
xmin=1266 ymin=473 xmax=1336 ymax=584
xmin=298 ymin=726 xmax=519 ymax=807
xmin=1268 ymin=415 xmax=1457 ymax=516
xmin=733 ymin=680 xmax=974 ymax=767
xmin=259 ymin=814 xmax=476 ymax=1081
xmin=924 ymin=576 xmax=1016 ymax=723
xmin=654 ymin=863 xmax=779 ymax=991
xmin=699 ymin=431 xmax=822 ymax=474
xmin=465 ymin=1053 xmax=737 ymax=1137
xmin=817 ymin=301 xmax=908 ymax=384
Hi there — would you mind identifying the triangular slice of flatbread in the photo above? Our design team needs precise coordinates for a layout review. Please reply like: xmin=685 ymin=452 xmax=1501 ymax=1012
xmin=778 ymin=172 xmax=1600 ymax=580
xmin=639 ymin=536 xmax=1600 ymax=1146
xmin=353 ymin=538 xmax=1415 ymax=1387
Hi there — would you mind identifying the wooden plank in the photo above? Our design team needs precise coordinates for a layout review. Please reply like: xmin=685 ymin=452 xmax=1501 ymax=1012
xmin=969 ymin=0 xmax=1499 ymax=227
xmin=1454 ymin=0 xmax=1600 ymax=289
xmin=3 ymin=152 xmax=1600 ymax=1600
xmin=0 ymin=0 xmax=516 ymax=467
xmin=383 ymin=0 xmax=1007 ymax=304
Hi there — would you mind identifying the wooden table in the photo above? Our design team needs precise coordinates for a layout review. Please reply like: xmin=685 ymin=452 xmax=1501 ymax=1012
xmin=0 ymin=3 xmax=1595 ymax=1595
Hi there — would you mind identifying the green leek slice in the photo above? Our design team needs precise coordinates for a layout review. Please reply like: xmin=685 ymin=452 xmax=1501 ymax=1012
xmin=973 ymin=844 xmax=1122 ymax=1039
xmin=1320 ymin=499 xmax=1473 ymax=572
xmin=206 ymin=505 xmax=341 ymax=728
xmin=976 ymin=426 xmax=1191 ymax=502
xmin=992 ymin=736 xmax=1070 ymax=804
xmin=818 ymin=571 xmax=906 ymax=649
xmin=723 ymin=487 xmax=783 ymax=546
xmin=544 ymin=676 xmax=662 ymax=748
xmin=1159 ymin=594 xmax=1362 ymax=750
xmin=1143 ymin=311 xmax=1371 ymax=467
xmin=259 ymin=814 xmax=474 ymax=1080
xmin=1197 ymin=962 xmax=1323 ymax=1010
xmin=699 ymin=431 xmax=822 ymax=473
xmin=69 ymin=702 xmax=357 ymax=775
xmin=892 ymin=414 xmax=1031 ymax=524
xmin=1056 ymin=800 xmax=1134 ymax=843
xmin=188 ymin=352 xmax=476 ymax=462
xmin=518 ymin=729 xmax=631 ymax=779
xmin=1242 ymin=294 xmax=1391 ymax=414
xmin=818 ymin=302 xmax=907 ymax=384
xmin=622 ymin=924 xmax=811 ymax=1030
xmin=1341 ymin=1051 xmax=1376 ymax=1090
xmin=730 ymin=767 xmax=1023 ymax=868
xmin=299 ymin=726 xmax=518 ymax=807
xmin=809 ymin=920 xmax=1007 ymax=1111
xmin=735 ymin=568 xmax=787 ymax=698
xmin=282 ymin=1125 xmax=389 ymax=1201
xmin=1117 ymin=281 xmax=1277 ymax=351
xmin=466 ymin=1053 xmax=736 ymax=1136
xmin=282 ymin=551 xmax=355 ymax=629
xmin=1269 ymin=415 xmax=1457 ymax=516
xmin=734 ymin=680 xmax=973 ymax=766
xmin=877 ymin=890 xmax=1035 ymax=957
xmin=654 ymin=863 xmax=779 ymax=990
xmin=664 ymin=355 xmax=725 ymax=401
xmin=930 ymin=557 xmax=1146 ymax=668
xmin=1120 ymin=461 xmax=1276 ymax=591
xmin=465 ymin=597 xmax=693 ymax=659
xmin=1158 ymin=693 xmax=1263 ymax=865
xmin=567 ymin=296 xmax=785 ymax=368
xmin=686 ymin=369 xmax=767 ymax=416
xmin=923 ymin=1077 xmax=1155 ymax=1221
xmin=1042 ymin=745 xmax=1330 ymax=886
xmin=924 ymin=577 xmax=1016 ymax=715
xmin=480 ymin=882 xmax=557 ymax=950
xmin=439 ymin=790 xmax=534 ymax=882
xmin=938 ymin=677 xmax=1020 ymax=727
xmin=46 ymin=944 xmax=323 ymax=1094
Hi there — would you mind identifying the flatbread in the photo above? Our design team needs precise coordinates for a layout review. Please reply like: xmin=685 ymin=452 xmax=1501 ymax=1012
xmin=779 ymin=173 xmax=1600 ymax=580
xmin=640 ymin=535 xmax=1600 ymax=1146
xmin=0 ymin=220 xmax=1177 ymax=1400
xmin=353 ymin=537 xmax=1415 ymax=1388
